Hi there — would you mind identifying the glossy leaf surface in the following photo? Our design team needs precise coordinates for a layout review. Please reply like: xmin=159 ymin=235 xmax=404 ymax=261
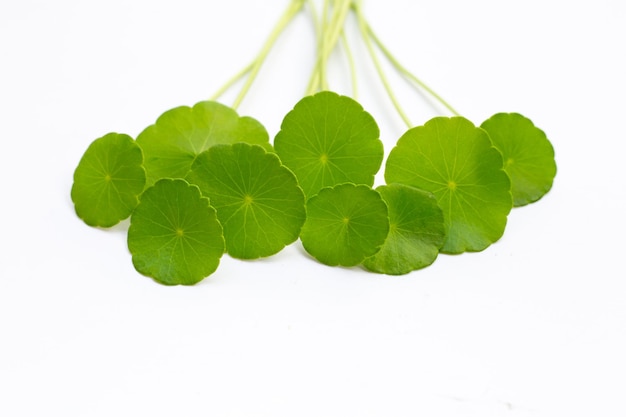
xmin=363 ymin=183 xmax=445 ymax=275
xmin=136 ymin=101 xmax=270 ymax=185
xmin=480 ymin=112 xmax=557 ymax=206
xmin=127 ymin=179 xmax=224 ymax=285
xmin=187 ymin=143 xmax=305 ymax=259
xmin=385 ymin=117 xmax=512 ymax=254
xmin=274 ymin=91 xmax=383 ymax=198
xmin=300 ymin=183 xmax=389 ymax=266
xmin=71 ymin=132 xmax=146 ymax=227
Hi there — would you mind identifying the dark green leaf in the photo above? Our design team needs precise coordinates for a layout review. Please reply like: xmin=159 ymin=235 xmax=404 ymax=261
xmin=274 ymin=91 xmax=384 ymax=198
xmin=136 ymin=101 xmax=270 ymax=185
xmin=71 ymin=132 xmax=146 ymax=227
xmin=300 ymin=183 xmax=389 ymax=266
xmin=363 ymin=183 xmax=445 ymax=275
xmin=187 ymin=143 xmax=306 ymax=259
xmin=127 ymin=179 xmax=225 ymax=285
xmin=480 ymin=112 xmax=557 ymax=206
xmin=385 ymin=117 xmax=512 ymax=254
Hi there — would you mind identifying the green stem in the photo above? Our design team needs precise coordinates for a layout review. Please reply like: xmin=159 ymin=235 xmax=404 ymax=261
xmin=340 ymin=29 xmax=358 ymax=98
xmin=354 ymin=0 xmax=412 ymax=127
xmin=230 ymin=0 xmax=306 ymax=109
xmin=210 ymin=62 xmax=254 ymax=102
xmin=306 ymin=0 xmax=352 ymax=95
xmin=363 ymin=19 xmax=461 ymax=117
xmin=305 ymin=0 xmax=326 ymax=95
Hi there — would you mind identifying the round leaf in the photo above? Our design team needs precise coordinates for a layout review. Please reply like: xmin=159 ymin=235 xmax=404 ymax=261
xmin=274 ymin=91 xmax=384 ymax=198
xmin=136 ymin=101 xmax=270 ymax=185
xmin=480 ymin=112 xmax=557 ymax=206
xmin=300 ymin=183 xmax=389 ymax=267
xmin=187 ymin=143 xmax=306 ymax=259
xmin=127 ymin=179 xmax=225 ymax=285
xmin=71 ymin=132 xmax=146 ymax=227
xmin=385 ymin=117 xmax=512 ymax=254
xmin=363 ymin=183 xmax=445 ymax=275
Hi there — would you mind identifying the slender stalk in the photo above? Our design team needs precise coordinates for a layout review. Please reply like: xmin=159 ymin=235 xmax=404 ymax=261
xmin=321 ymin=0 xmax=352 ymax=89
xmin=340 ymin=29 xmax=358 ymax=98
xmin=210 ymin=62 xmax=254 ymax=102
xmin=354 ymin=0 xmax=412 ymax=127
xmin=213 ymin=0 xmax=459 ymax=122
xmin=306 ymin=0 xmax=353 ymax=95
xmin=363 ymin=19 xmax=461 ymax=116
xmin=230 ymin=0 xmax=306 ymax=109
xmin=305 ymin=0 xmax=326 ymax=95
xmin=318 ymin=0 xmax=332 ymax=91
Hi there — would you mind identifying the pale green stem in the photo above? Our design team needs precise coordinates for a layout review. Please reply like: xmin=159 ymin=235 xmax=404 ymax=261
xmin=322 ymin=0 xmax=352 ymax=90
xmin=340 ymin=29 xmax=358 ymax=98
xmin=306 ymin=0 xmax=352 ymax=95
xmin=230 ymin=0 xmax=306 ymax=109
xmin=354 ymin=0 xmax=412 ymax=127
xmin=307 ymin=0 xmax=322 ymax=50
xmin=305 ymin=0 xmax=326 ymax=95
xmin=210 ymin=62 xmax=254 ymax=102
xmin=319 ymin=0 xmax=331 ymax=90
xmin=363 ymin=19 xmax=461 ymax=116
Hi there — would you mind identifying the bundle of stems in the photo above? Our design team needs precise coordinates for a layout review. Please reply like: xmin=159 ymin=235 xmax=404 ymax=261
xmin=210 ymin=0 xmax=459 ymax=128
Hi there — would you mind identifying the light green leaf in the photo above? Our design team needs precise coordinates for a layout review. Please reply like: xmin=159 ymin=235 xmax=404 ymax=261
xmin=385 ymin=117 xmax=512 ymax=254
xmin=136 ymin=101 xmax=270 ymax=185
xmin=127 ymin=179 xmax=225 ymax=285
xmin=274 ymin=91 xmax=384 ymax=198
xmin=480 ymin=113 xmax=556 ymax=206
xmin=363 ymin=183 xmax=445 ymax=275
xmin=71 ymin=132 xmax=146 ymax=227
xmin=300 ymin=183 xmax=389 ymax=267
xmin=187 ymin=143 xmax=306 ymax=259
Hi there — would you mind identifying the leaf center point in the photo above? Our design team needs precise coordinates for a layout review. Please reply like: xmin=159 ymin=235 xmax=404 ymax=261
xmin=243 ymin=195 xmax=254 ymax=206
xmin=175 ymin=228 xmax=184 ymax=237
xmin=447 ymin=180 xmax=457 ymax=191
xmin=319 ymin=153 xmax=329 ymax=164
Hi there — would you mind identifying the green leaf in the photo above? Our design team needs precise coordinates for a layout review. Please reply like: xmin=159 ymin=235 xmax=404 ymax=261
xmin=480 ymin=113 xmax=557 ymax=207
xmin=136 ymin=101 xmax=270 ymax=185
xmin=299 ymin=183 xmax=389 ymax=267
xmin=274 ymin=91 xmax=384 ymax=198
xmin=187 ymin=143 xmax=306 ymax=259
xmin=127 ymin=179 xmax=225 ymax=285
xmin=385 ymin=117 xmax=512 ymax=254
xmin=362 ymin=183 xmax=445 ymax=275
xmin=71 ymin=132 xmax=146 ymax=227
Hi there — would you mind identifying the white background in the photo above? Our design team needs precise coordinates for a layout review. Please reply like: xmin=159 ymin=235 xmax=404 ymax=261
xmin=1 ymin=1 xmax=625 ymax=416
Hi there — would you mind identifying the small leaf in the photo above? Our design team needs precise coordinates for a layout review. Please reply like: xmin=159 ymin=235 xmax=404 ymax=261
xmin=385 ymin=117 xmax=512 ymax=254
xmin=71 ymin=132 xmax=146 ymax=227
xmin=274 ymin=91 xmax=384 ymax=198
xmin=187 ymin=143 xmax=306 ymax=259
xmin=136 ymin=101 xmax=270 ymax=185
xmin=480 ymin=112 xmax=557 ymax=206
xmin=300 ymin=183 xmax=389 ymax=267
xmin=127 ymin=179 xmax=225 ymax=285
xmin=362 ymin=183 xmax=445 ymax=275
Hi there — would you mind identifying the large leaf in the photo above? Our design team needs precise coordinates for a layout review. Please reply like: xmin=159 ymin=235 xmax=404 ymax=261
xmin=136 ymin=101 xmax=270 ymax=185
xmin=71 ymin=132 xmax=146 ymax=227
xmin=362 ymin=183 xmax=445 ymax=275
xmin=385 ymin=117 xmax=512 ymax=254
xmin=127 ymin=179 xmax=225 ymax=285
xmin=480 ymin=112 xmax=557 ymax=206
xmin=299 ymin=183 xmax=389 ymax=266
xmin=187 ymin=143 xmax=306 ymax=259
xmin=274 ymin=91 xmax=384 ymax=198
